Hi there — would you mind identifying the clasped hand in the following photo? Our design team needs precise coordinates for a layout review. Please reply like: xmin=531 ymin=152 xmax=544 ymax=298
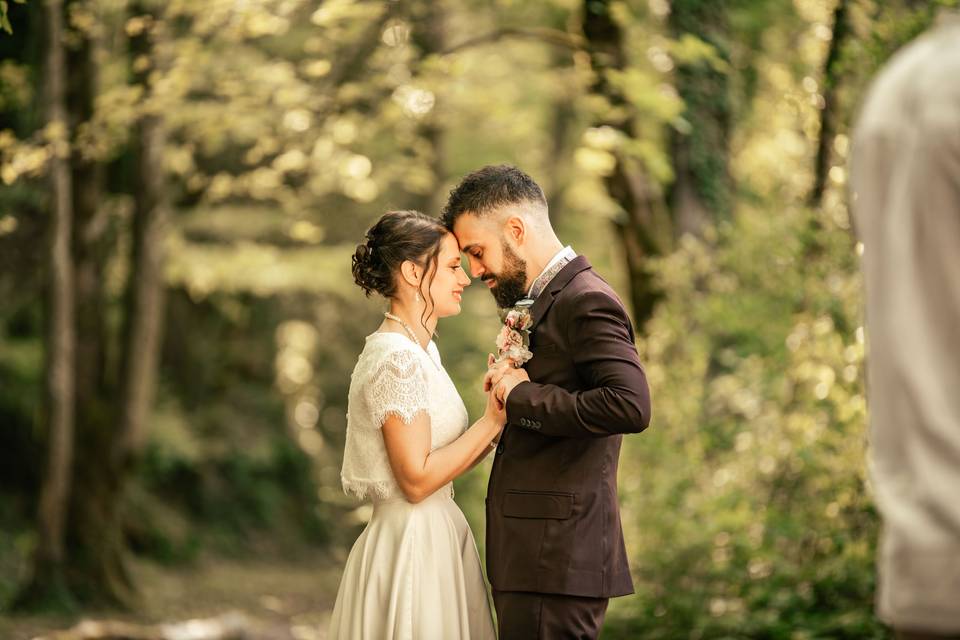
xmin=483 ymin=353 xmax=530 ymax=410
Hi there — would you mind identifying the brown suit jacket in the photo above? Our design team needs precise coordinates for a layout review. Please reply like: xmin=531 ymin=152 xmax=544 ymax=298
xmin=487 ymin=255 xmax=651 ymax=599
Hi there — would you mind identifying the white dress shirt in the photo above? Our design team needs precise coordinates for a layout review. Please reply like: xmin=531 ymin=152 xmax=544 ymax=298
xmin=850 ymin=11 xmax=960 ymax=633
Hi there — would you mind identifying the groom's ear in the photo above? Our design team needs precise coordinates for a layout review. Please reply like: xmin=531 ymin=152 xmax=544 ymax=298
xmin=504 ymin=215 xmax=526 ymax=246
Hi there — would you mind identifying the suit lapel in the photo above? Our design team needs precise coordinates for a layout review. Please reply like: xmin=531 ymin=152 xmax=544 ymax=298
xmin=528 ymin=256 xmax=592 ymax=327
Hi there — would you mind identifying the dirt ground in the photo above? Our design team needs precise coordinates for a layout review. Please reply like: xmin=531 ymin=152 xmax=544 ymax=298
xmin=0 ymin=550 xmax=344 ymax=640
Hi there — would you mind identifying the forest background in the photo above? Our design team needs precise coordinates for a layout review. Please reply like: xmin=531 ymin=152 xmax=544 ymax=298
xmin=1 ymin=0 xmax=955 ymax=638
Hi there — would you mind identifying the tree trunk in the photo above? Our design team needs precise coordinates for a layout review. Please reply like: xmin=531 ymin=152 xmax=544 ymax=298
xmin=60 ymin=0 xmax=137 ymax=608
xmin=16 ymin=0 xmax=77 ymax=610
xmin=67 ymin=0 xmax=111 ymax=464
xmin=809 ymin=0 xmax=849 ymax=207
xmin=62 ymin=451 xmax=136 ymax=607
xmin=327 ymin=3 xmax=395 ymax=94
xmin=119 ymin=0 xmax=169 ymax=507
xmin=581 ymin=0 xmax=665 ymax=329
xmin=544 ymin=47 xmax=576 ymax=224
xmin=667 ymin=0 xmax=732 ymax=237
xmin=58 ymin=1 xmax=170 ymax=607
xmin=409 ymin=0 xmax=447 ymax=215
xmin=116 ymin=110 xmax=168 ymax=465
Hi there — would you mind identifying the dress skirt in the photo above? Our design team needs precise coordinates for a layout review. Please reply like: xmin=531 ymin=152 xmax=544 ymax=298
xmin=327 ymin=484 xmax=497 ymax=640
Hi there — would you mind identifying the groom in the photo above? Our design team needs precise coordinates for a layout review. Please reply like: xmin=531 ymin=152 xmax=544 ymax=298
xmin=443 ymin=165 xmax=652 ymax=638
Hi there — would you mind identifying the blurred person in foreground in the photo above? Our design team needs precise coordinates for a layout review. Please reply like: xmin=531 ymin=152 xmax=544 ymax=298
xmin=850 ymin=10 xmax=960 ymax=640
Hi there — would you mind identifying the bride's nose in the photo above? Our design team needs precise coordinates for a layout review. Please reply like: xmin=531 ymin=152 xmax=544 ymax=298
xmin=458 ymin=269 xmax=471 ymax=286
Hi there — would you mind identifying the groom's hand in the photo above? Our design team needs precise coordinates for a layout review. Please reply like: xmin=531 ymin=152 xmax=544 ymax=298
xmin=493 ymin=367 xmax=530 ymax=406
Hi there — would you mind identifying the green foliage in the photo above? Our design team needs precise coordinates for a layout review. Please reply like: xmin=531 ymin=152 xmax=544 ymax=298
xmin=596 ymin=2 xmax=933 ymax=633
xmin=1 ymin=0 xmax=956 ymax=630
xmin=0 ymin=1 xmax=26 ymax=36
xmin=605 ymin=199 xmax=878 ymax=638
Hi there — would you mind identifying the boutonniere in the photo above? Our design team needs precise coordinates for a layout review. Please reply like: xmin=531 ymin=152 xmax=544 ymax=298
xmin=495 ymin=298 xmax=534 ymax=366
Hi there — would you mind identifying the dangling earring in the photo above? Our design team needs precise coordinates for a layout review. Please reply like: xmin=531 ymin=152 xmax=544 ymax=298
xmin=415 ymin=291 xmax=421 ymax=304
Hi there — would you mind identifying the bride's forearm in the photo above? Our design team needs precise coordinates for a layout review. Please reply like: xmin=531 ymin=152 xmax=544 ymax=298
xmin=465 ymin=430 xmax=499 ymax=472
xmin=406 ymin=417 xmax=500 ymax=502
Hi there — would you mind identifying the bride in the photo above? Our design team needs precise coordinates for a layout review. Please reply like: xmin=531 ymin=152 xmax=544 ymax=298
xmin=328 ymin=210 xmax=501 ymax=639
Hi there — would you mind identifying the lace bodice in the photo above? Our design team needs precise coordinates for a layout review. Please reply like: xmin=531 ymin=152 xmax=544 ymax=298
xmin=341 ymin=332 xmax=470 ymax=501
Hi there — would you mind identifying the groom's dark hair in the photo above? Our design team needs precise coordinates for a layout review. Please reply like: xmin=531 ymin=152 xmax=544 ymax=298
xmin=441 ymin=164 xmax=547 ymax=229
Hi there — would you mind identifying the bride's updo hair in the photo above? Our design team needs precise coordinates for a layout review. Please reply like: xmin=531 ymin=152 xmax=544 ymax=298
xmin=352 ymin=210 xmax=448 ymax=299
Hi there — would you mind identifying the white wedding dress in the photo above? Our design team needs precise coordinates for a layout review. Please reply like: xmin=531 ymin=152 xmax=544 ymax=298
xmin=328 ymin=331 xmax=497 ymax=640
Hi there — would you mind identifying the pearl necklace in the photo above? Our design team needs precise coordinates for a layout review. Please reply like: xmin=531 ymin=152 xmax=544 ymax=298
xmin=383 ymin=312 xmax=439 ymax=370
xmin=383 ymin=311 xmax=421 ymax=344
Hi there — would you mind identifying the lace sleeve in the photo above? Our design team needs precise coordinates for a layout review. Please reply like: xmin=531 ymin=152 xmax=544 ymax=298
xmin=364 ymin=347 xmax=430 ymax=427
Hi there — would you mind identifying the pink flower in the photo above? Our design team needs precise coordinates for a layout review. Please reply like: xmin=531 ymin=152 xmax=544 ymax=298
xmin=503 ymin=329 xmax=524 ymax=351
xmin=495 ymin=326 xmax=513 ymax=352
xmin=494 ymin=303 xmax=534 ymax=366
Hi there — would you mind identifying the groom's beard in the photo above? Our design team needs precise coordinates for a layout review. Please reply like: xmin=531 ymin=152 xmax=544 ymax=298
xmin=485 ymin=241 xmax=528 ymax=309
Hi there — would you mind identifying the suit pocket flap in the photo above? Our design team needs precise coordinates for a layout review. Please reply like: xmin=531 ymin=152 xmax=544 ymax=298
xmin=502 ymin=491 xmax=574 ymax=519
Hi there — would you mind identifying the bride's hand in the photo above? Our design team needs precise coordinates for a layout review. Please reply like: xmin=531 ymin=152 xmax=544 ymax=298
xmin=484 ymin=353 xmax=513 ymax=393
xmin=484 ymin=385 xmax=507 ymax=428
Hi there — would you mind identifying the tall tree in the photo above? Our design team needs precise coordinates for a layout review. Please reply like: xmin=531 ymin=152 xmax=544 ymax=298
xmin=409 ymin=0 xmax=447 ymax=214
xmin=59 ymin=0 xmax=170 ymax=606
xmin=809 ymin=0 xmax=849 ymax=207
xmin=581 ymin=0 xmax=665 ymax=328
xmin=544 ymin=80 xmax=576 ymax=223
xmin=543 ymin=14 xmax=578 ymax=225
xmin=117 ymin=0 xmax=168 ymax=478
xmin=667 ymin=0 xmax=733 ymax=235
xmin=17 ymin=0 xmax=77 ymax=608
xmin=68 ymin=0 xmax=110 ymax=465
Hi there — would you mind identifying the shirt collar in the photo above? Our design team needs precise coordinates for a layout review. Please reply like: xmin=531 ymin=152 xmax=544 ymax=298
xmin=526 ymin=246 xmax=576 ymax=297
